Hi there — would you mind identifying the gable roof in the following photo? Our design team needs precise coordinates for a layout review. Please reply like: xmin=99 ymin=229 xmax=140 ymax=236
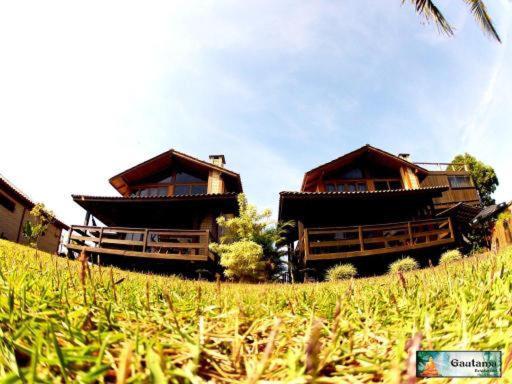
xmin=0 ymin=173 xmax=68 ymax=230
xmin=109 ymin=149 xmax=243 ymax=196
xmin=301 ymin=144 xmax=429 ymax=191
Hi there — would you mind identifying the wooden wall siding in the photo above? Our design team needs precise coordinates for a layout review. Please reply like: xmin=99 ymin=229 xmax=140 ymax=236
xmin=492 ymin=212 xmax=512 ymax=251
xmin=18 ymin=214 xmax=63 ymax=254
xmin=0 ymin=194 xmax=25 ymax=242
xmin=420 ymin=172 xmax=480 ymax=209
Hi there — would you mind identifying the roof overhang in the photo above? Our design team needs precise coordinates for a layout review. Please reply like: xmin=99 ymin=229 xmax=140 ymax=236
xmin=301 ymin=145 xmax=429 ymax=191
xmin=436 ymin=202 xmax=482 ymax=226
xmin=72 ymin=193 xmax=239 ymax=227
xmin=470 ymin=201 xmax=511 ymax=226
xmin=279 ymin=186 xmax=448 ymax=222
xmin=108 ymin=149 xmax=243 ymax=195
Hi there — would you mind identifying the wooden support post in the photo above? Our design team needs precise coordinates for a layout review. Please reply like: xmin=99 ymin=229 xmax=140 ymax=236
xmin=98 ymin=227 xmax=104 ymax=247
xmin=447 ymin=217 xmax=454 ymax=239
xmin=358 ymin=226 xmax=364 ymax=251
xmin=68 ymin=226 xmax=74 ymax=244
xmin=304 ymin=228 xmax=310 ymax=262
xmin=143 ymin=229 xmax=149 ymax=253
xmin=84 ymin=212 xmax=91 ymax=226
xmin=407 ymin=222 xmax=413 ymax=245
xmin=204 ymin=230 xmax=210 ymax=259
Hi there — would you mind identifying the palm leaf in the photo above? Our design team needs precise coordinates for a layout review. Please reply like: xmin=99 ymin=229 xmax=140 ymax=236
xmin=405 ymin=0 xmax=454 ymax=36
xmin=463 ymin=0 xmax=501 ymax=42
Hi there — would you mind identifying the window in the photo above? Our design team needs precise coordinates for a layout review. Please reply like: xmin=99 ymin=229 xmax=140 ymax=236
xmin=175 ymin=171 xmax=206 ymax=183
xmin=0 ymin=193 xmax=15 ymax=212
xmin=325 ymin=181 xmax=369 ymax=192
xmin=448 ymin=175 xmax=472 ymax=188
xmin=339 ymin=167 xmax=363 ymax=179
xmin=174 ymin=185 xmax=191 ymax=195
xmin=374 ymin=179 xmax=402 ymax=191
xmin=137 ymin=187 xmax=167 ymax=197
xmin=191 ymin=184 xmax=207 ymax=195
xmin=388 ymin=180 xmax=402 ymax=190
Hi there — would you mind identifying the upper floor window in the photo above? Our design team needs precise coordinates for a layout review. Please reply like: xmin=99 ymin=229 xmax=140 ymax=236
xmin=339 ymin=167 xmax=364 ymax=179
xmin=0 ymin=193 xmax=15 ymax=212
xmin=448 ymin=175 xmax=472 ymax=188
xmin=174 ymin=184 xmax=207 ymax=195
xmin=325 ymin=182 xmax=367 ymax=192
xmin=175 ymin=171 xmax=206 ymax=183
xmin=134 ymin=187 xmax=168 ymax=197
xmin=374 ymin=179 xmax=403 ymax=191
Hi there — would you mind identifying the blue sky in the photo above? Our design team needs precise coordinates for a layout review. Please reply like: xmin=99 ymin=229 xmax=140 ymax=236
xmin=0 ymin=0 xmax=511 ymax=225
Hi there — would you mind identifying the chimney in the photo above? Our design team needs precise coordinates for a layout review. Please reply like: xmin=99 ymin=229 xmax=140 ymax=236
xmin=398 ymin=153 xmax=411 ymax=162
xmin=209 ymin=154 xmax=226 ymax=168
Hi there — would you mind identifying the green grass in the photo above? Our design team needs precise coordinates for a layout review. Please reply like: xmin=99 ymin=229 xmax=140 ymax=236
xmin=0 ymin=239 xmax=511 ymax=383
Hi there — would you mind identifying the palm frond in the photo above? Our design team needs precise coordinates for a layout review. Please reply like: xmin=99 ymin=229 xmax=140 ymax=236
xmin=463 ymin=0 xmax=501 ymax=42
xmin=405 ymin=0 xmax=454 ymax=36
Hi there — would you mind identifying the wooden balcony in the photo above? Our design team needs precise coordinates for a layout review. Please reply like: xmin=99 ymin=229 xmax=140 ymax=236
xmin=300 ymin=217 xmax=454 ymax=261
xmin=65 ymin=225 xmax=215 ymax=261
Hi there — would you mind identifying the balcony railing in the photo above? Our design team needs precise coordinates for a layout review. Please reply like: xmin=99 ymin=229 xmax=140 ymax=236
xmin=301 ymin=217 xmax=454 ymax=261
xmin=65 ymin=225 xmax=215 ymax=261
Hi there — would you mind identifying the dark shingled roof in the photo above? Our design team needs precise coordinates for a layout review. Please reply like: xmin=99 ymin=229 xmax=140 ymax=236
xmin=471 ymin=201 xmax=511 ymax=226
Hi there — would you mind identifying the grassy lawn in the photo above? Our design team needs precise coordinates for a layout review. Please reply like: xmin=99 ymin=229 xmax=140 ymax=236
xmin=0 ymin=239 xmax=511 ymax=383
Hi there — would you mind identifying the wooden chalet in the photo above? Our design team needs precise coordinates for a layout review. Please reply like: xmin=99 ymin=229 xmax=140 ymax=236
xmin=278 ymin=145 xmax=482 ymax=278
xmin=65 ymin=150 xmax=242 ymax=276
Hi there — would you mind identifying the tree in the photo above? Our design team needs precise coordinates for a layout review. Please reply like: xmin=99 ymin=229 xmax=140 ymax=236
xmin=449 ymin=153 xmax=499 ymax=206
xmin=22 ymin=203 xmax=55 ymax=249
xmin=209 ymin=194 xmax=290 ymax=282
xmin=407 ymin=0 xmax=501 ymax=42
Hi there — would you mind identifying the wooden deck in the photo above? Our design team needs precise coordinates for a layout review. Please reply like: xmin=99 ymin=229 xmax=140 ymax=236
xmin=299 ymin=217 xmax=454 ymax=261
xmin=65 ymin=225 xmax=215 ymax=261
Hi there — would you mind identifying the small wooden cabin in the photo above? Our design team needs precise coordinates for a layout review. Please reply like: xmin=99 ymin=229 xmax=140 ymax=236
xmin=278 ymin=145 xmax=481 ymax=278
xmin=0 ymin=174 xmax=68 ymax=254
xmin=491 ymin=204 xmax=512 ymax=251
xmin=65 ymin=150 xmax=242 ymax=275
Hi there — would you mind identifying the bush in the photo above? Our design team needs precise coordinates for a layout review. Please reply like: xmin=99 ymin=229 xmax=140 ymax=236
xmin=439 ymin=249 xmax=463 ymax=265
xmin=389 ymin=257 xmax=419 ymax=274
xmin=326 ymin=263 xmax=357 ymax=281
xmin=211 ymin=240 xmax=265 ymax=281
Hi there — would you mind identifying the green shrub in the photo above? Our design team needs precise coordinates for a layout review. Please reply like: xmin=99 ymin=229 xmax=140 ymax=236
xmin=389 ymin=257 xmax=419 ymax=274
xmin=439 ymin=249 xmax=463 ymax=265
xmin=326 ymin=263 xmax=357 ymax=281
xmin=211 ymin=240 xmax=265 ymax=281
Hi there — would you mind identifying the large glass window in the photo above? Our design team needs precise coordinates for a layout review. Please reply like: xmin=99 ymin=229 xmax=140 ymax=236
xmin=325 ymin=181 xmax=369 ymax=192
xmin=374 ymin=179 xmax=402 ymax=191
xmin=339 ymin=167 xmax=363 ymax=179
xmin=374 ymin=181 xmax=389 ymax=191
xmin=138 ymin=187 xmax=167 ymax=197
xmin=174 ymin=185 xmax=191 ymax=195
xmin=388 ymin=180 xmax=402 ymax=190
xmin=175 ymin=171 xmax=206 ymax=183
xmin=448 ymin=175 xmax=472 ymax=188
xmin=191 ymin=184 xmax=207 ymax=195
xmin=0 ymin=193 xmax=15 ymax=212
